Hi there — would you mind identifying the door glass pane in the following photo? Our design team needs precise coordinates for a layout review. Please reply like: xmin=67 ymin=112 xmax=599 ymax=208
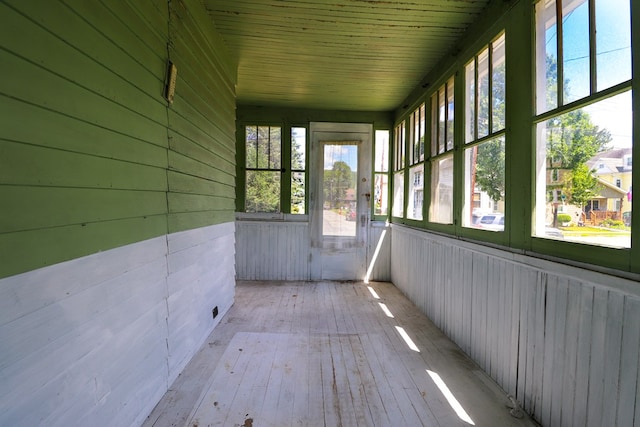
xmin=322 ymin=144 xmax=358 ymax=237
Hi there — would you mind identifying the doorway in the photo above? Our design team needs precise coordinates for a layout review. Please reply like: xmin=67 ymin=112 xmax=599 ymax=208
xmin=309 ymin=122 xmax=372 ymax=280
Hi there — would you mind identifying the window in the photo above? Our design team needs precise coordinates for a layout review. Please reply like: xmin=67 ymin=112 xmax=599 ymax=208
xmin=392 ymin=122 xmax=405 ymax=218
xmin=373 ymin=130 xmax=390 ymax=217
xmin=472 ymin=192 xmax=481 ymax=209
xmin=291 ymin=127 xmax=307 ymax=214
xmin=242 ymin=125 xmax=307 ymax=214
xmin=429 ymin=77 xmax=455 ymax=224
xmin=624 ymin=155 xmax=632 ymax=169
xmin=463 ymin=33 xmax=506 ymax=231
xmin=407 ymin=104 xmax=426 ymax=220
xmin=245 ymin=126 xmax=282 ymax=213
xmin=534 ymin=0 xmax=632 ymax=248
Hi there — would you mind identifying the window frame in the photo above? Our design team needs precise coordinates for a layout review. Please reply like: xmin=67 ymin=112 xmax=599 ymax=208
xmin=289 ymin=126 xmax=308 ymax=215
xmin=461 ymin=32 xmax=508 ymax=241
xmin=391 ymin=121 xmax=407 ymax=220
xmin=406 ymin=103 xmax=426 ymax=222
xmin=531 ymin=0 xmax=634 ymax=269
xmin=428 ymin=76 xmax=456 ymax=226
xmin=386 ymin=0 xmax=638 ymax=274
xmin=372 ymin=129 xmax=391 ymax=221
xmin=237 ymin=122 xmax=309 ymax=220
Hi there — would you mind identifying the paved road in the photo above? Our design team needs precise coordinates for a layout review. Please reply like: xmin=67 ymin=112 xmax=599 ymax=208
xmin=323 ymin=209 xmax=356 ymax=236
xmin=562 ymin=234 xmax=631 ymax=248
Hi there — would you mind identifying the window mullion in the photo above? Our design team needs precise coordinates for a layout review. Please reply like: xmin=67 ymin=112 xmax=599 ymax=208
xmin=488 ymin=42 xmax=494 ymax=134
xmin=474 ymin=56 xmax=479 ymax=141
xmin=282 ymin=125 xmax=291 ymax=214
xmin=444 ymin=82 xmax=449 ymax=144
xmin=267 ymin=127 xmax=272 ymax=169
xmin=253 ymin=126 xmax=258 ymax=169
xmin=588 ymin=0 xmax=597 ymax=94
xmin=556 ymin=0 xmax=564 ymax=106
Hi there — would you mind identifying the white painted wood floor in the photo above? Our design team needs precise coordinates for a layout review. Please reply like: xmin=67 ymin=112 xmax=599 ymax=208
xmin=143 ymin=281 xmax=539 ymax=427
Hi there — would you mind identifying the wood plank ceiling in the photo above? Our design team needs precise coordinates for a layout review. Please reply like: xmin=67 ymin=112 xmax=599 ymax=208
xmin=204 ymin=0 xmax=492 ymax=111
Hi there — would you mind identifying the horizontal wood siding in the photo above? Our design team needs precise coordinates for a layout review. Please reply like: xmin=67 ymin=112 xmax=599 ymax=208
xmin=0 ymin=237 xmax=169 ymax=426
xmin=0 ymin=223 xmax=236 ymax=426
xmin=0 ymin=0 xmax=237 ymax=279
xmin=390 ymin=225 xmax=640 ymax=426
xmin=0 ymin=0 xmax=169 ymax=278
xmin=166 ymin=222 xmax=236 ymax=384
xmin=0 ymin=0 xmax=238 ymax=426
xmin=167 ymin=0 xmax=237 ymax=235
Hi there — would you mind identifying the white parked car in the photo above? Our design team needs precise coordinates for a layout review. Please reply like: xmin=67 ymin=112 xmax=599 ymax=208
xmin=475 ymin=213 xmax=504 ymax=231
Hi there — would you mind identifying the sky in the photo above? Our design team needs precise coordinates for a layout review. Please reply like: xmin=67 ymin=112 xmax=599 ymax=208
xmin=558 ymin=0 xmax=632 ymax=148
xmin=324 ymin=144 xmax=358 ymax=171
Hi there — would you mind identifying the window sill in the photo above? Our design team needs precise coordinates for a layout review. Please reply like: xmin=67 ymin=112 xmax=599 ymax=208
xmin=235 ymin=212 xmax=309 ymax=222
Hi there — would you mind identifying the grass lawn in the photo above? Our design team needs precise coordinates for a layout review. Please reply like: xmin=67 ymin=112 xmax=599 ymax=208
xmin=560 ymin=225 xmax=631 ymax=237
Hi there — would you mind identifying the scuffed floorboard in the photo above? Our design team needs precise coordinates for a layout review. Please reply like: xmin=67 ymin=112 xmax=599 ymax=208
xmin=143 ymin=281 xmax=540 ymax=427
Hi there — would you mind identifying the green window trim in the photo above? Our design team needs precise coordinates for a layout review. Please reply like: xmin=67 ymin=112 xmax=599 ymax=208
xmin=237 ymin=123 xmax=309 ymax=216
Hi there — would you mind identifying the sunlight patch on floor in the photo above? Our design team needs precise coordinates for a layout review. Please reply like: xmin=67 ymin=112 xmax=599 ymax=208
xmin=395 ymin=326 xmax=420 ymax=352
xmin=427 ymin=369 xmax=475 ymax=425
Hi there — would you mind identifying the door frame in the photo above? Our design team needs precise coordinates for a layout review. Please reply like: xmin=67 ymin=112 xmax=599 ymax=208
xmin=309 ymin=122 xmax=372 ymax=280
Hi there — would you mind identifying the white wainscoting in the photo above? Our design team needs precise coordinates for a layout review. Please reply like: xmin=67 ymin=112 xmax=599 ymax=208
xmin=235 ymin=220 xmax=391 ymax=281
xmin=390 ymin=224 xmax=640 ymax=426
xmin=236 ymin=220 xmax=311 ymax=280
xmin=0 ymin=222 xmax=235 ymax=427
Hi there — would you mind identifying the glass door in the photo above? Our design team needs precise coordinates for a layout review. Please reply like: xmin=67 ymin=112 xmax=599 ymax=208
xmin=309 ymin=122 xmax=372 ymax=280
xmin=322 ymin=143 xmax=358 ymax=237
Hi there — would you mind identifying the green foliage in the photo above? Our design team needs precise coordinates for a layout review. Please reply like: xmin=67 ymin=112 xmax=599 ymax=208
xmin=567 ymin=163 xmax=601 ymax=209
xmin=546 ymin=110 xmax=611 ymax=170
xmin=323 ymin=161 xmax=353 ymax=208
xmin=557 ymin=213 xmax=572 ymax=223
xmin=290 ymin=131 xmax=306 ymax=213
xmin=245 ymin=171 xmax=280 ymax=213
xmin=290 ymin=172 xmax=305 ymax=214
xmin=245 ymin=126 xmax=282 ymax=212
xmin=542 ymin=54 xmax=611 ymax=211
xmin=471 ymin=55 xmax=506 ymax=204
xmin=245 ymin=126 xmax=282 ymax=169
xmin=474 ymin=138 xmax=505 ymax=204
xmin=600 ymin=218 xmax=625 ymax=229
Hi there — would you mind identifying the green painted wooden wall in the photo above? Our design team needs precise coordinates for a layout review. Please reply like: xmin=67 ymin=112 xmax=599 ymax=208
xmin=0 ymin=0 xmax=237 ymax=279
